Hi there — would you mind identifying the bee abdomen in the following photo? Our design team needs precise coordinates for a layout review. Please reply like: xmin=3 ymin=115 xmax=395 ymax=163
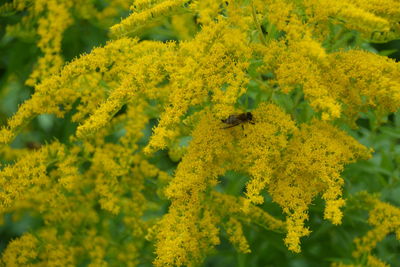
xmin=222 ymin=116 xmax=236 ymax=124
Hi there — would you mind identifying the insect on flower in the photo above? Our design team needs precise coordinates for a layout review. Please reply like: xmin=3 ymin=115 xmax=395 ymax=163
xmin=221 ymin=112 xmax=255 ymax=129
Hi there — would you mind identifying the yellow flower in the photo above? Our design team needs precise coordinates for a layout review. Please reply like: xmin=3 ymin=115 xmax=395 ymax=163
xmin=1 ymin=0 xmax=399 ymax=265
xmin=1 ymin=233 xmax=38 ymax=266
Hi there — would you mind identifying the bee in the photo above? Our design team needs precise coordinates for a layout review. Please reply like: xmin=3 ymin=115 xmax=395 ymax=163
xmin=26 ymin=141 xmax=41 ymax=150
xmin=221 ymin=112 xmax=255 ymax=129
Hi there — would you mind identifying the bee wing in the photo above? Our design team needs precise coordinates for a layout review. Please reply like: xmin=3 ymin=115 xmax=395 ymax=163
xmin=221 ymin=123 xmax=240 ymax=129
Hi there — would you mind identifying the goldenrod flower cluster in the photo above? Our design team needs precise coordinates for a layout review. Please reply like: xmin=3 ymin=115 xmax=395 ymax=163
xmin=0 ymin=0 xmax=399 ymax=266
xmin=333 ymin=192 xmax=400 ymax=267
